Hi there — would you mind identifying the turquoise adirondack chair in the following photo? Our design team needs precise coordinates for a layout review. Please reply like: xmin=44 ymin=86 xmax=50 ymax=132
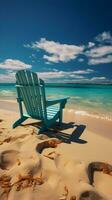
xmin=13 ymin=70 xmax=69 ymax=132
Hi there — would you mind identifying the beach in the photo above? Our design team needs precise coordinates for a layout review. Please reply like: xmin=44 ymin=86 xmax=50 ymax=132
xmin=0 ymin=0 xmax=112 ymax=199
xmin=0 ymin=99 xmax=112 ymax=200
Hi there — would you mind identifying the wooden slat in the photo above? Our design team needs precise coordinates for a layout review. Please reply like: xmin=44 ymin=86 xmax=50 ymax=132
xmin=32 ymin=72 xmax=45 ymax=119
xmin=47 ymin=105 xmax=59 ymax=120
xmin=23 ymin=71 xmax=36 ymax=116
xmin=39 ymin=78 xmax=47 ymax=120
xmin=32 ymin=72 xmax=43 ymax=118
xmin=16 ymin=70 xmax=34 ymax=116
xmin=25 ymin=70 xmax=39 ymax=117
xmin=47 ymin=109 xmax=59 ymax=114
xmin=16 ymin=71 xmax=30 ymax=114
xmin=47 ymin=106 xmax=59 ymax=111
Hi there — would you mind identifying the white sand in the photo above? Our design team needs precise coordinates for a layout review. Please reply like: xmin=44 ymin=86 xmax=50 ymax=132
xmin=0 ymin=100 xmax=112 ymax=200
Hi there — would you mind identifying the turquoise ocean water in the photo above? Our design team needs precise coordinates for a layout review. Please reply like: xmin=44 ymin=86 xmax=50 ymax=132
xmin=0 ymin=83 xmax=112 ymax=120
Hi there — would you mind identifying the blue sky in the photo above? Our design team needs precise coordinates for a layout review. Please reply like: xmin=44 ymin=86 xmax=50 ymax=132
xmin=0 ymin=0 xmax=112 ymax=83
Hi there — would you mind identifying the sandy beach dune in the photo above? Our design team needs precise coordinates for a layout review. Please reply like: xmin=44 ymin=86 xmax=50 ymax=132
xmin=0 ymin=100 xmax=112 ymax=200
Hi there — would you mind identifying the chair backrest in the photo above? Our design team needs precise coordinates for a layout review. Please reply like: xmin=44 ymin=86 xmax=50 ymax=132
xmin=16 ymin=70 xmax=47 ymax=120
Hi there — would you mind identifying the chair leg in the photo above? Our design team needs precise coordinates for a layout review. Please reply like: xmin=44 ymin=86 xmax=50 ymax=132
xmin=13 ymin=116 xmax=28 ymax=128
xmin=39 ymin=125 xmax=48 ymax=134
xmin=59 ymin=110 xmax=63 ymax=126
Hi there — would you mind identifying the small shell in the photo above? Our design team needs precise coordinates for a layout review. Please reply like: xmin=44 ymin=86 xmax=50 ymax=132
xmin=59 ymin=196 xmax=67 ymax=200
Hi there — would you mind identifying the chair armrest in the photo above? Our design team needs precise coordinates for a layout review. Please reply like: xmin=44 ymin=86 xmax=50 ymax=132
xmin=16 ymin=85 xmax=24 ymax=88
xmin=17 ymin=97 xmax=23 ymax=102
xmin=46 ymin=97 xmax=69 ymax=107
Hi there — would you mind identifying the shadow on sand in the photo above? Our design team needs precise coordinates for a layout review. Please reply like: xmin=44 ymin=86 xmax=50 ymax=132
xmin=22 ymin=121 xmax=87 ymax=144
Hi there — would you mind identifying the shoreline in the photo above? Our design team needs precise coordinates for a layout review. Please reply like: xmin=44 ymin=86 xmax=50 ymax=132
xmin=0 ymin=99 xmax=112 ymax=141
xmin=1 ymin=98 xmax=112 ymax=121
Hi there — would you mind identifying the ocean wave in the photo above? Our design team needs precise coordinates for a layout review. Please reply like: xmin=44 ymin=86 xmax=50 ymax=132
xmin=66 ymin=108 xmax=112 ymax=121
xmin=0 ymin=90 xmax=16 ymax=97
xmin=70 ymin=96 xmax=81 ymax=100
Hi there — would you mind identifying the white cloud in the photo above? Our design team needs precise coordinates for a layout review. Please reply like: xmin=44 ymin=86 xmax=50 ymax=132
xmin=24 ymin=31 xmax=112 ymax=65
xmin=25 ymin=38 xmax=84 ymax=63
xmin=0 ymin=59 xmax=32 ymax=70
xmin=38 ymin=71 xmax=82 ymax=80
xmin=95 ymin=31 xmax=112 ymax=43
xmin=38 ymin=69 xmax=94 ymax=81
xmin=86 ymin=46 xmax=112 ymax=58
xmin=69 ymin=76 xmax=111 ymax=84
xmin=88 ymin=76 xmax=112 ymax=84
xmin=88 ymin=55 xmax=112 ymax=65
xmin=70 ymin=69 xmax=94 ymax=74
xmin=45 ymin=61 xmax=53 ymax=65
xmin=38 ymin=72 xmax=111 ymax=83
xmin=85 ymin=31 xmax=112 ymax=65
xmin=88 ymin=42 xmax=95 ymax=48
xmin=43 ymin=55 xmax=59 ymax=63
xmin=37 ymin=70 xmax=111 ymax=84
xmin=24 ymin=44 xmax=31 ymax=48
xmin=0 ymin=69 xmax=92 ymax=83
xmin=91 ymin=76 xmax=106 ymax=81
xmin=0 ymin=72 xmax=16 ymax=83
xmin=0 ymin=70 xmax=111 ymax=84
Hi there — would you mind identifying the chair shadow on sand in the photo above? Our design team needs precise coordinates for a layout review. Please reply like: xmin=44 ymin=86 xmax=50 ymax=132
xmin=22 ymin=121 xmax=87 ymax=144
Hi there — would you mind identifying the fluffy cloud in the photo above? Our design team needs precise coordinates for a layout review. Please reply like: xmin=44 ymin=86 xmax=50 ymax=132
xmin=86 ymin=46 xmax=112 ymax=58
xmin=0 ymin=72 xmax=16 ymax=83
xmin=24 ymin=32 xmax=112 ymax=65
xmin=82 ymin=77 xmax=111 ymax=84
xmin=0 ymin=59 xmax=32 ymax=70
xmin=38 ymin=69 xmax=94 ymax=80
xmin=0 ymin=69 xmax=93 ymax=83
xmin=25 ymin=38 xmax=84 ymax=63
xmin=0 ymin=59 xmax=32 ymax=83
xmin=95 ymin=31 xmax=112 ymax=44
xmin=88 ymin=42 xmax=95 ymax=48
xmin=38 ymin=71 xmax=83 ymax=80
xmin=89 ymin=76 xmax=112 ymax=83
xmin=88 ymin=55 xmax=112 ymax=65
xmin=86 ymin=31 xmax=112 ymax=65
xmin=0 ymin=70 xmax=111 ymax=84
xmin=43 ymin=55 xmax=59 ymax=63
xmin=38 ymin=72 xmax=110 ymax=83
xmin=91 ymin=76 xmax=106 ymax=81
xmin=70 ymin=69 xmax=94 ymax=74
